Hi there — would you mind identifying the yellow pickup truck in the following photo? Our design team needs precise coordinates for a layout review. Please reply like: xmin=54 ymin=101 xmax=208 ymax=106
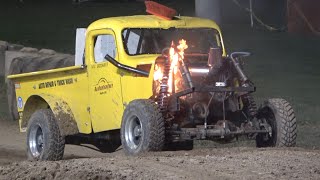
xmin=8 ymin=14 xmax=297 ymax=161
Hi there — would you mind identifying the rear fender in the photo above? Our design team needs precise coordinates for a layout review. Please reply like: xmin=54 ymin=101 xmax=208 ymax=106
xmin=21 ymin=94 xmax=79 ymax=136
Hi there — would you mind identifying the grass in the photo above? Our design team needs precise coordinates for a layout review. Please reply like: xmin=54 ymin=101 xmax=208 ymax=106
xmin=0 ymin=1 xmax=319 ymax=148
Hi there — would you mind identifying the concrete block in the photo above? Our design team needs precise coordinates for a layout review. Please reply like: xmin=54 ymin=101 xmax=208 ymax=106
xmin=39 ymin=49 xmax=56 ymax=55
xmin=7 ymin=44 xmax=24 ymax=51
xmin=20 ymin=47 xmax=38 ymax=53
xmin=0 ymin=50 xmax=5 ymax=76
xmin=4 ymin=51 xmax=39 ymax=81
xmin=0 ymin=41 xmax=8 ymax=50
xmin=0 ymin=41 xmax=8 ymax=76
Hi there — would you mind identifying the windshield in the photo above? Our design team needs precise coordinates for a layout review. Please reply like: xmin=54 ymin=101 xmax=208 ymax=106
xmin=122 ymin=28 xmax=222 ymax=56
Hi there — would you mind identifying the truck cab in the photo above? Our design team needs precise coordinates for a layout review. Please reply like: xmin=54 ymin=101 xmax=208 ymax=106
xmin=8 ymin=15 xmax=226 ymax=160
xmin=84 ymin=15 xmax=226 ymax=133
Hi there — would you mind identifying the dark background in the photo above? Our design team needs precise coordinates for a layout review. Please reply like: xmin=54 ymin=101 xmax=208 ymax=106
xmin=0 ymin=0 xmax=320 ymax=148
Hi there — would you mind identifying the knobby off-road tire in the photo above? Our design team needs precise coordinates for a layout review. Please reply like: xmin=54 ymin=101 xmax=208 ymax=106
xmin=256 ymin=98 xmax=297 ymax=147
xmin=121 ymin=99 xmax=165 ymax=155
xmin=27 ymin=109 xmax=65 ymax=161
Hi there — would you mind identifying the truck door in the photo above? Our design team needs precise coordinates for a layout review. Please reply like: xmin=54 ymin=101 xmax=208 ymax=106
xmin=87 ymin=29 xmax=124 ymax=132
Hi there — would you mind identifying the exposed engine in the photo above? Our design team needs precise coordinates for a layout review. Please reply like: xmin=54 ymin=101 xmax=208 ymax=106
xmin=153 ymin=40 xmax=256 ymax=141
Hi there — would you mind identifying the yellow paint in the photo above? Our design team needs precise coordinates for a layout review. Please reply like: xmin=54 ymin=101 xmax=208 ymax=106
xmin=8 ymin=15 xmax=226 ymax=134
xmin=86 ymin=28 xmax=124 ymax=132
xmin=8 ymin=68 xmax=91 ymax=134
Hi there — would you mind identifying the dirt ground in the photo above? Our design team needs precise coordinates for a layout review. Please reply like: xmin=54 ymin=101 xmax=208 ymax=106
xmin=0 ymin=119 xmax=319 ymax=180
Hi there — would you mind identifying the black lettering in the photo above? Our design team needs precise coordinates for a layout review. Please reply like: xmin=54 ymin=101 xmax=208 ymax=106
xmin=39 ymin=83 xmax=45 ymax=89
xmin=45 ymin=81 xmax=54 ymax=88
xmin=66 ymin=78 xmax=73 ymax=84
xmin=57 ymin=80 xmax=65 ymax=86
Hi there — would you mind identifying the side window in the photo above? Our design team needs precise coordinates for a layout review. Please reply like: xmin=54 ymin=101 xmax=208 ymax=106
xmin=94 ymin=34 xmax=116 ymax=63
xmin=123 ymin=30 xmax=141 ymax=55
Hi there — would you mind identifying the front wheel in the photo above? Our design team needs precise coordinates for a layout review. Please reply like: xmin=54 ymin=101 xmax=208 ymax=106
xmin=256 ymin=98 xmax=297 ymax=147
xmin=27 ymin=109 xmax=65 ymax=161
xmin=121 ymin=99 xmax=165 ymax=155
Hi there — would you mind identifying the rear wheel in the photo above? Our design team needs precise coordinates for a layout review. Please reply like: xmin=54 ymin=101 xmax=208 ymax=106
xmin=27 ymin=109 xmax=65 ymax=161
xmin=121 ymin=99 xmax=165 ymax=155
xmin=256 ymin=98 xmax=297 ymax=147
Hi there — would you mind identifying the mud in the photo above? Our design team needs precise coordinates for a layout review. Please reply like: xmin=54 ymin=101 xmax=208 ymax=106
xmin=0 ymin=120 xmax=319 ymax=180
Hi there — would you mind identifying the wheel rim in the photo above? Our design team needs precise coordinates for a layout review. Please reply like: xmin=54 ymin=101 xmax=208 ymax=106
xmin=266 ymin=111 xmax=277 ymax=144
xmin=124 ymin=115 xmax=143 ymax=150
xmin=259 ymin=108 xmax=277 ymax=145
xmin=29 ymin=125 xmax=44 ymax=157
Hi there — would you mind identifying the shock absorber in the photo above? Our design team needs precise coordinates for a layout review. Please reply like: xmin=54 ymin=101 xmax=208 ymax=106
xmin=157 ymin=56 xmax=171 ymax=112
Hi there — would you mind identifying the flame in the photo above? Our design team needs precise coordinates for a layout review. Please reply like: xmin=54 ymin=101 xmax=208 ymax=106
xmin=153 ymin=64 xmax=163 ymax=81
xmin=154 ymin=39 xmax=188 ymax=93
xmin=177 ymin=39 xmax=188 ymax=59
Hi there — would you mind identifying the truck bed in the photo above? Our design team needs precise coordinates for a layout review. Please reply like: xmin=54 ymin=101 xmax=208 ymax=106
xmin=6 ymin=54 xmax=75 ymax=121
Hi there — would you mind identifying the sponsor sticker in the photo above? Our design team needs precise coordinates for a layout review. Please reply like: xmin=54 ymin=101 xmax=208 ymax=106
xmin=38 ymin=78 xmax=75 ymax=89
xmin=15 ymin=83 xmax=21 ymax=89
xmin=17 ymin=97 xmax=23 ymax=109
xmin=215 ymin=82 xmax=226 ymax=87
xmin=94 ymin=78 xmax=113 ymax=95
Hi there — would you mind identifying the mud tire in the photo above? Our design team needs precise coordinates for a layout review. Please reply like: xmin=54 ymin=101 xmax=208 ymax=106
xmin=27 ymin=109 xmax=65 ymax=161
xmin=256 ymin=98 xmax=297 ymax=147
xmin=121 ymin=99 xmax=165 ymax=155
